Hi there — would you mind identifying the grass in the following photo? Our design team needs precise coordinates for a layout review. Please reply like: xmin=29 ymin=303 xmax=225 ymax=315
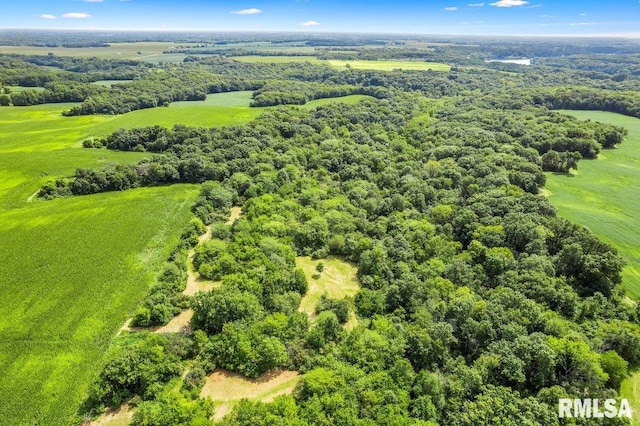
xmin=232 ymin=56 xmax=322 ymax=64
xmin=0 ymin=102 xmax=202 ymax=425
xmin=621 ymin=368 xmax=640 ymax=425
xmin=326 ymin=60 xmax=450 ymax=72
xmin=296 ymin=256 xmax=360 ymax=318
xmin=200 ymin=369 xmax=300 ymax=421
xmin=90 ymin=80 xmax=134 ymax=87
xmin=0 ymin=42 xmax=182 ymax=60
xmin=545 ymin=111 xmax=640 ymax=300
xmin=302 ymin=95 xmax=373 ymax=109
xmin=171 ymin=91 xmax=253 ymax=108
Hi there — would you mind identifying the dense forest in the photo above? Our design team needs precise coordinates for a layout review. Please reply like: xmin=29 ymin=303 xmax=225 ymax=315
xmin=4 ymin=32 xmax=640 ymax=425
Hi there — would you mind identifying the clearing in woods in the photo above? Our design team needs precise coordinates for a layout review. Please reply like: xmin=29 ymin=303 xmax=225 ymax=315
xmin=296 ymin=256 xmax=360 ymax=328
xmin=201 ymin=369 xmax=301 ymax=421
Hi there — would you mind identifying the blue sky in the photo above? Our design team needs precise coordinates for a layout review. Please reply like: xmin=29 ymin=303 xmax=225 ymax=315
xmin=3 ymin=0 xmax=640 ymax=36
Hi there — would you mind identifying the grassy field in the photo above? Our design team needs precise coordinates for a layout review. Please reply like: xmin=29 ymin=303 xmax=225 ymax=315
xmin=296 ymin=256 xmax=360 ymax=317
xmin=171 ymin=91 xmax=253 ymax=108
xmin=0 ymin=42 xmax=181 ymax=60
xmin=326 ymin=60 xmax=450 ymax=72
xmin=0 ymin=102 xmax=204 ymax=425
xmin=302 ymin=95 xmax=373 ymax=109
xmin=90 ymin=80 xmax=134 ymax=87
xmin=545 ymin=111 xmax=640 ymax=300
xmin=621 ymin=368 xmax=640 ymax=426
xmin=232 ymin=55 xmax=322 ymax=64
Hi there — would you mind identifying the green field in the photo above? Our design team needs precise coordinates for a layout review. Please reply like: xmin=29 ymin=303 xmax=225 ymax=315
xmin=302 ymin=95 xmax=373 ymax=109
xmin=0 ymin=42 xmax=181 ymax=60
xmin=326 ymin=59 xmax=450 ymax=72
xmin=232 ymin=55 xmax=322 ymax=64
xmin=171 ymin=91 xmax=253 ymax=107
xmin=546 ymin=111 xmax=640 ymax=300
xmin=0 ymin=103 xmax=211 ymax=424
xmin=621 ymin=368 xmax=640 ymax=426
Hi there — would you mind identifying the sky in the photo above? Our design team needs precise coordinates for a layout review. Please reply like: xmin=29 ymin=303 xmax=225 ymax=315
xmin=2 ymin=0 xmax=640 ymax=37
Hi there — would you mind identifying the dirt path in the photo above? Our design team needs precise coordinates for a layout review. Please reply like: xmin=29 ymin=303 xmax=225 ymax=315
xmin=26 ymin=190 xmax=40 ymax=202
xmin=184 ymin=207 xmax=242 ymax=296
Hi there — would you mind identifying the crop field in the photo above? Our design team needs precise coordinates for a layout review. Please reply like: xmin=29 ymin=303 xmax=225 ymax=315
xmin=621 ymin=368 xmax=640 ymax=426
xmin=326 ymin=59 xmax=451 ymax=72
xmin=296 ymin=256 xmax=360 ymax=318
xmin=546 ymin=111 xmax=640 ymax=300
xmin=231 ymin=55 xmax=322 ymax=64
xmin=0 ymin=42 xmax=182 ymax=60
xmin=0 ymin=102 xmax=203 ymax=424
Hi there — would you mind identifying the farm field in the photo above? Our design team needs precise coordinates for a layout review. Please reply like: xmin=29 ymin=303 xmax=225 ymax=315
xmin=545 ymin=111 xmax=640 ymax=300
xmin=231 ymin=55 xmax=322 ymax=64
xmin=0 ymin=42 xmax=181 ymax=60
xmin=0 ymin=101 xmax=203 ymax=424
xmin=326 ymin=59 xmax=451 ymax=71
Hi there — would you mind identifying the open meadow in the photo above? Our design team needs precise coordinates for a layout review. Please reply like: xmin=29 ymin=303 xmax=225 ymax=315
xmin=546 ymin=111 xmax=640 ymax=300
xmin=326 ymin=59 xmax=451 ymax=72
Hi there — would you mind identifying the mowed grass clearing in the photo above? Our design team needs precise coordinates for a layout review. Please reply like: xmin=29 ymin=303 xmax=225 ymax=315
xmin=296 ymin=256 xmax=360 ymax=318
xmin=545 ymin=111 xmax=640 ymax=300
xmin=326 ymin=60 xmax=450 ymax=72
xmin=201 ymin=369 xmax=301 ymax=421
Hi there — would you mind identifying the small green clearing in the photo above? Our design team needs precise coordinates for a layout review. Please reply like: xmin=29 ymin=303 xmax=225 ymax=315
xmin=296 ymin=256 xmax=360 ymax=317
xmin=326 ymin=60 xmax=450 ymax=72
xmin=302 ymin=95 xmax=373 ymax=109
xmin=545 ymin=111 xmax=640 ymax=300
xmin=6 ymin=86 xmax=46 ymax=92
xmin=90 ymin=80 xmax=134 ymax=87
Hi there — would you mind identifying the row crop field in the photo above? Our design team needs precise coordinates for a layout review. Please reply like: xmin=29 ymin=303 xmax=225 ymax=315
xmin=546 ymin=111 xmax=640 ymax=300
xmin=0 ymin=102 xmax=202 ymax=424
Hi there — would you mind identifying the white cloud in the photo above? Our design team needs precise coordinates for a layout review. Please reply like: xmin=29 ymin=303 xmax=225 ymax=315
xmin=63 ymin=12 xmax=91 ymax=19
xmin=570 ymin=22 xmax=597 ymax=26
xmin=445 ymin=6 xmax=458 ymax=11
xmin=468 ymin=3 xmax=485 ymax=6
xmin=230 ymin=8 xmax=262 ymax=15
xmin=40 ymin=14 xmax=56 ymax=19
xmin=299 ymin=20 xmax=320 ymax=27
xmin=490 ymin=0 xmax=528 ymax=7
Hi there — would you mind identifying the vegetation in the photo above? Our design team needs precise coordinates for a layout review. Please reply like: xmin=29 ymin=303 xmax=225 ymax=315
xmin=3 ymin=32 xmax=640 ymax=425
xmin=546 ymin=110 xmax=640 ymax=299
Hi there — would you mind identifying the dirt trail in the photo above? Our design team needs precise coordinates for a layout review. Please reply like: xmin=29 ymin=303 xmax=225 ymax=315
xmin=184 ymin=207 xmax=242 ymax=296
xmin=119 ymin=206 xmax=243 ymax=335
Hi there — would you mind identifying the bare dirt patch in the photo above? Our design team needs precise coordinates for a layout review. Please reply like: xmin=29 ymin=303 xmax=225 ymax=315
xmin=201 ymin=368 xmax=300 ymax=421
xmin=86 ymin=404 xmax=134 ymax=426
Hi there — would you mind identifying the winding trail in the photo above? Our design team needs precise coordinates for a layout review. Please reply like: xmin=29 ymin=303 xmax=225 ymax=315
xmin=119 ymin=206 xmax=242 ymax=334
